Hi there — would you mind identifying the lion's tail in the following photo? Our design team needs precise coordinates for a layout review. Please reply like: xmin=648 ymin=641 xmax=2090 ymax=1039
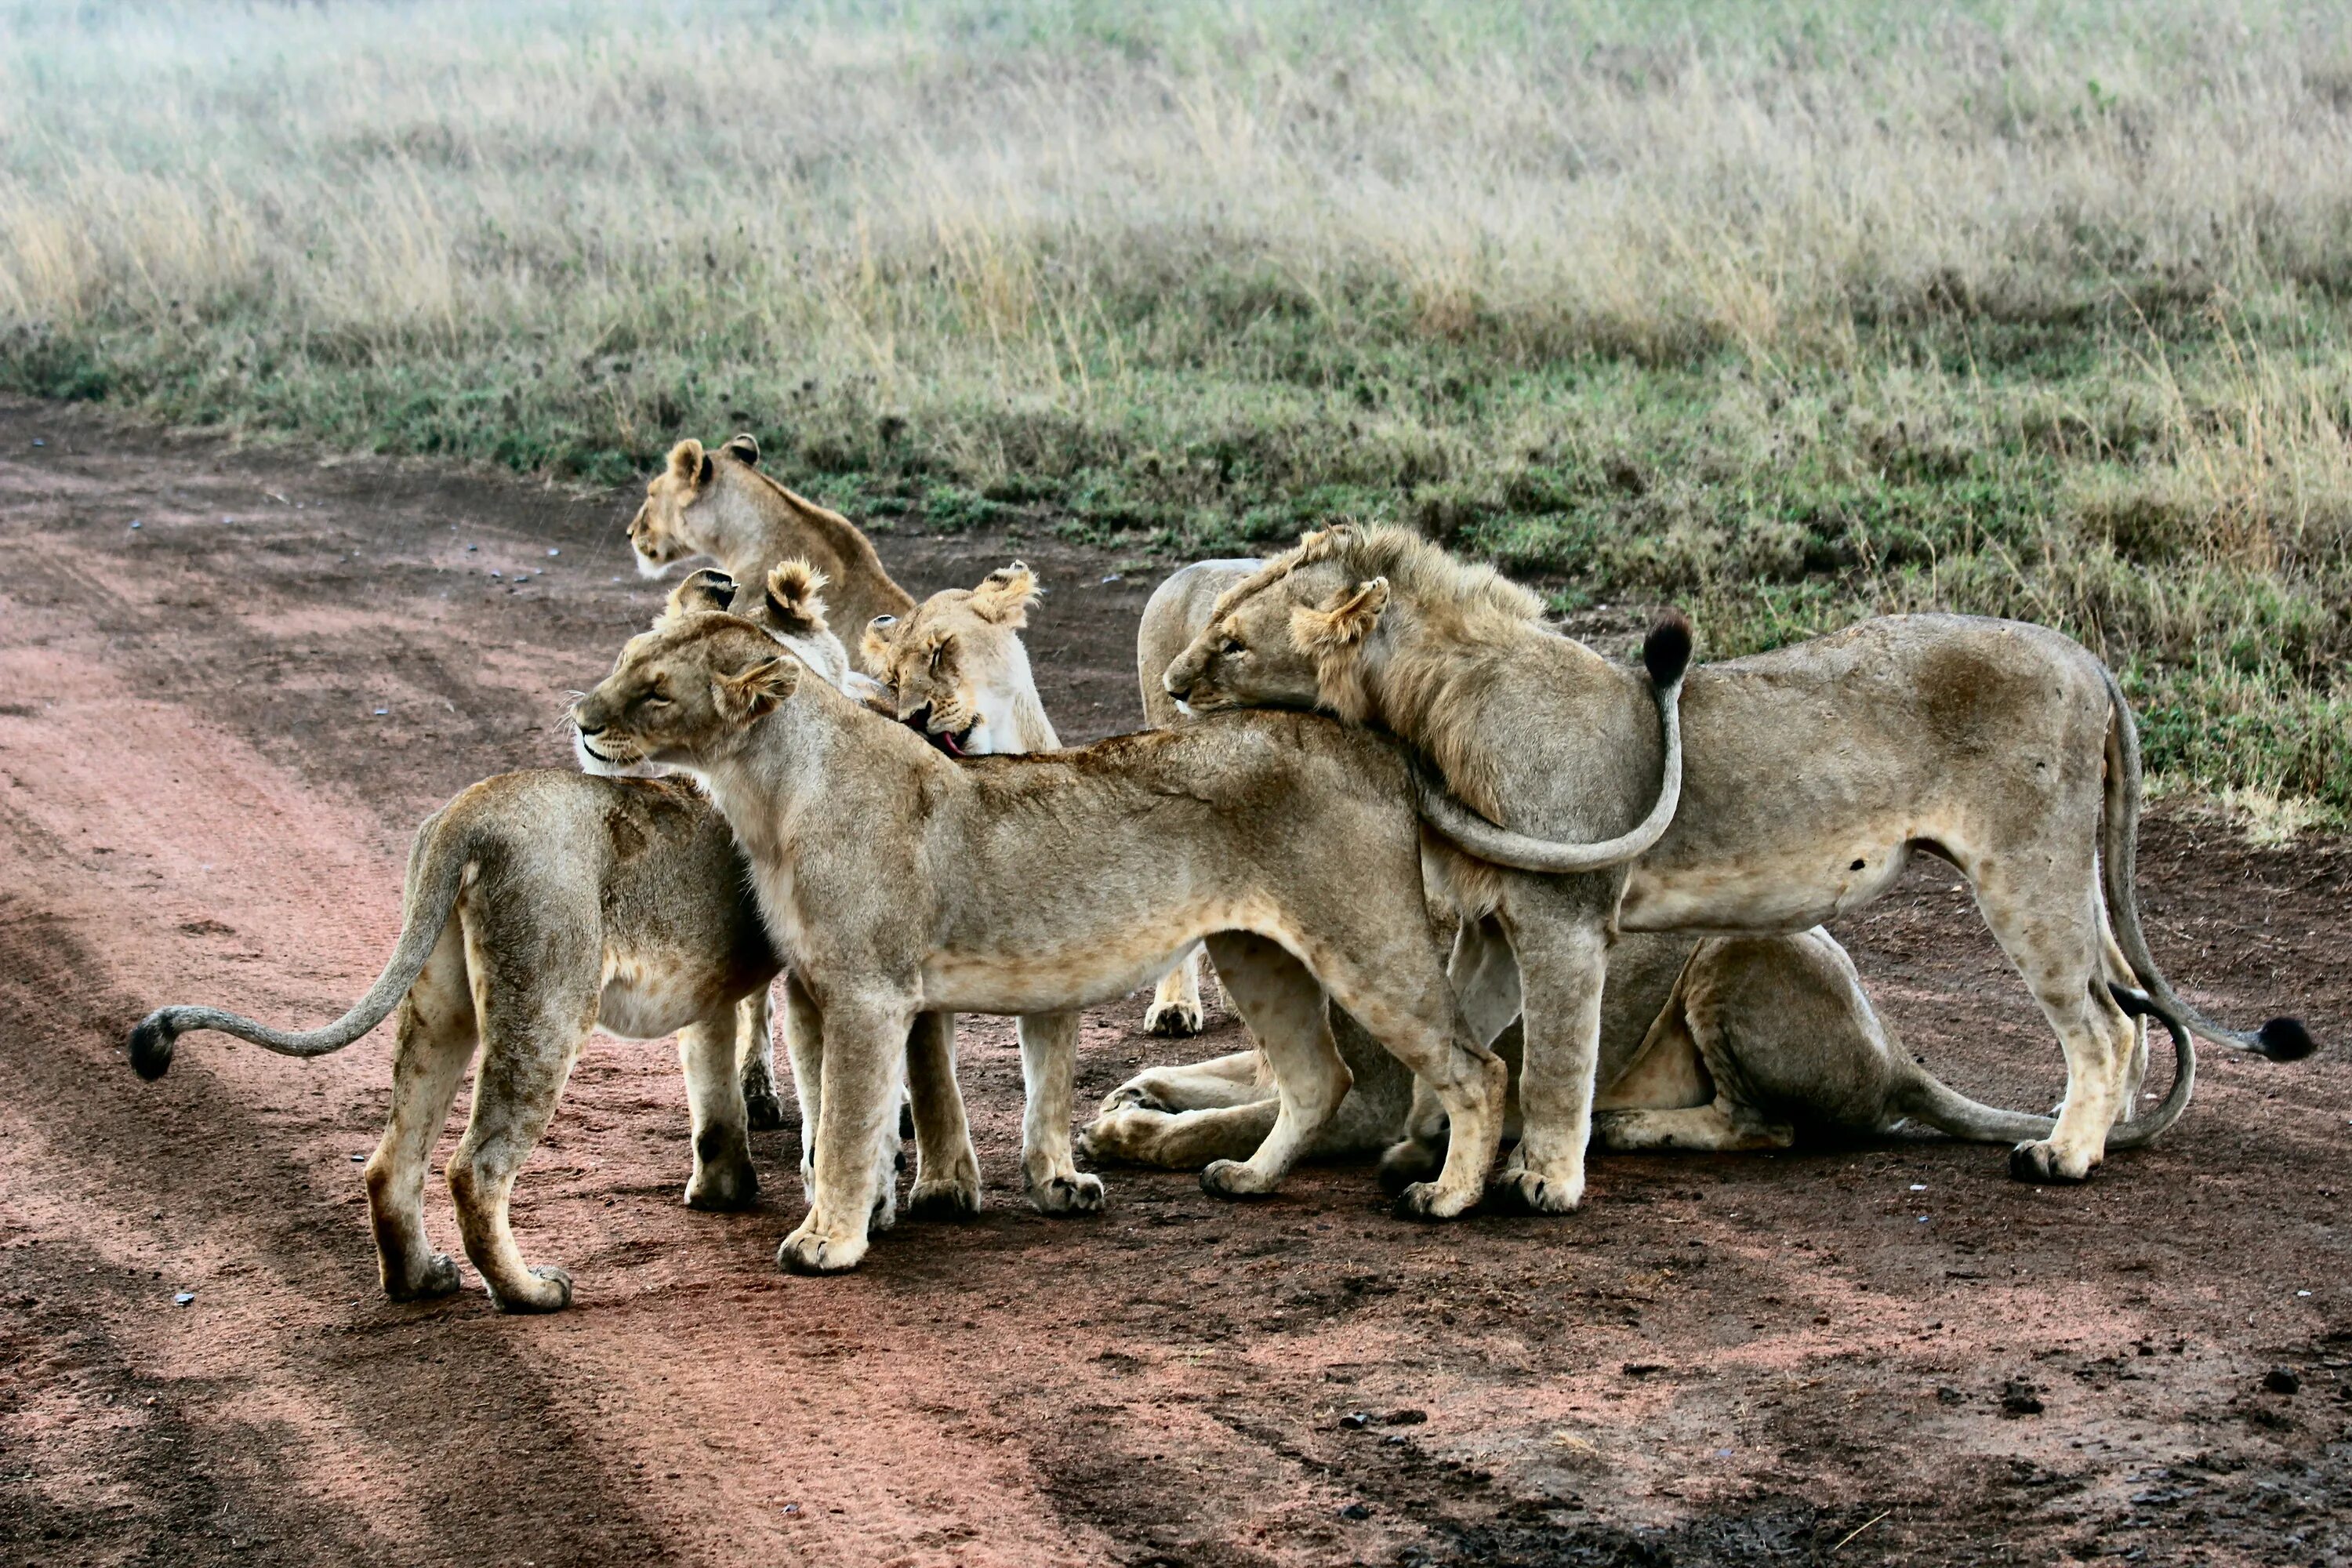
xmin=2095 ymin=665 xmax=2314 ymax=1062
xmin=1414 ymin=612 xmax=1690 ymax=875
xmin=127 ymin=806 xmax=474 ymax=1080
xmin=1891 ymin=983 xmax=2191 ymax=1148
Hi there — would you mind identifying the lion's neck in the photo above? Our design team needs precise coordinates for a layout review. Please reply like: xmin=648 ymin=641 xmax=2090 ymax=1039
xmin=971 ymin=637 xmax=1059 ymax=755
xmin=1352 ymin=608 xmax=1543 ymax=820
xmin=687 ymin=472 xmax=916 ymax=649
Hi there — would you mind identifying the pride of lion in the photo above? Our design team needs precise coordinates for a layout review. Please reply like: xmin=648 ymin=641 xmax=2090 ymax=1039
xmin=129 ymin=433 xmax=2309 ymax=1305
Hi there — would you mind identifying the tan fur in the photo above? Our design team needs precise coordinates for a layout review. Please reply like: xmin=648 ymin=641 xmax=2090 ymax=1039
xmin=1082 ymin=927 xmax=2063 ymax=1171
xmin=629 ymin=433 xmax=914 ymax=670
xmin=125 ymin=585 xmax=987 ymax=1313
xmin=1163 ymin=526 xmax=2223 ymax=1205
xmin=572 ymin=612 xmax=1509 ymax=1272
xmin=862 ymin=562 xmax=1059 ymax=755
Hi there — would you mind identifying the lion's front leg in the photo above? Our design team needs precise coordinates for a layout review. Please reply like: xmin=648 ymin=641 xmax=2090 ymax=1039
xmin=1195 ymin=934 xmax=1353 ymax=1199
xmin=777 ymin=993 xmax=910 ymax=1276
xmin=738 ymin=985 xmax=787 ymax=1132
xmin=1018 ymin=1008 xmax=1105 ymax=1214
xmin=905 ymin=1010 xmax=983 ymax=1219
xmin=1142 ymin=943 xmax=1209 ymax=1036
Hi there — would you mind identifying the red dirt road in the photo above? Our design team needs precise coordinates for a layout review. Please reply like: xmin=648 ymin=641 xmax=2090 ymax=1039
xmin=1 ymin=396 xmax=2347 ymax=1568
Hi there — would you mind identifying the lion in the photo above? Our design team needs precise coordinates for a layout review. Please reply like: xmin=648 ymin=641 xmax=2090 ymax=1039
xmin=1085 ymin=925 xmax=2190 ymax=1171
xmin=124 ymin=566 xmax=989 ymax=1313
xmin=840 ymin=560 xmax=1111 ymax=1218
xmin=1106 ymin=560 xmax=2188 ymax=1171
xmin=627 ymin=432 xmax=915 ymax=666
xmin=1163 ymin=524 xmax=2310 ymax=1208
xmin=568 ymin=610 xmax=1512 ymax=1272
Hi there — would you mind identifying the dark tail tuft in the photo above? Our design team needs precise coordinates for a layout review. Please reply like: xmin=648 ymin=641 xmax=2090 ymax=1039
xmin=128 ymin=1011 xmax=180 ymax=1080
xmin=2254 ymin=1016 xmax=2316 ymax=1062
xmin=1642 ymin=610 xmax=1693 ymax=688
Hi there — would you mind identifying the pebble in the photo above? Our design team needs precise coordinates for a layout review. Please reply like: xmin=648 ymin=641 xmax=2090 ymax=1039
xmin=172 ymin=1292 xmax=194 ymax=1306
xmin=2263 ymin=1366 xmax=2300 ymax=1396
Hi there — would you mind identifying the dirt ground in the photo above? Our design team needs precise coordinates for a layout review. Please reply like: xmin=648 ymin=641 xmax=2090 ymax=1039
xmin=0 ymin=395 xmax=2346 ymax=1568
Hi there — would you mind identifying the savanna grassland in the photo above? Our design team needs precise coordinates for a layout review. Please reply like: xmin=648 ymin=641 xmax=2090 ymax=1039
xmin=2 ymin=0 xmax=2348 ymax=815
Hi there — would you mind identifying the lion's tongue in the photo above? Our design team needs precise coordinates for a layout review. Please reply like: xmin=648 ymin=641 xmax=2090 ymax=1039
xmin=937 ymin=730 xmax=965 ymax=757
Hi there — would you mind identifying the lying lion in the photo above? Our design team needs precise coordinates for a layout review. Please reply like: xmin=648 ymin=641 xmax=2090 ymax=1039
xmin=568 ymin=608 xmax=1515 ymax=1272
xmin=1165 ymin=525 xmax=2309 ymax=1210
xmin=122 ymin=566 xmax=987 ymax=1313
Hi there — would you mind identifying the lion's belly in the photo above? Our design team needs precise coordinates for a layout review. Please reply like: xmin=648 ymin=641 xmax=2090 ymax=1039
xmin=594 ymin=949 xmax=739 ymax=1040
xmin=1619 ymin=840 xmax=1915 ymax=934
xmin=920 ymin=897 xmax=1276 ymax=1015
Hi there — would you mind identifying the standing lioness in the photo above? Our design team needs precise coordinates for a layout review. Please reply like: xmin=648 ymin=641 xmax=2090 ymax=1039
xmin=570 ymin=611 xmax=1510 ymax=1273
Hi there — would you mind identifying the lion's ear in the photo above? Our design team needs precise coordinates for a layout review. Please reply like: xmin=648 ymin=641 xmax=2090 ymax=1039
xmin=720 ymin=432 xmax=760 ymax=466
xmin=861 ymin=614 xmax=902 ymax=674
xmin=764 ymin=558 xmax=831 ymax=639
xmin=969 ymin=561 xmax=1040 ymax=627
xmin=1290 ymin=575 xmax=1391 ymax=655
xmin=667 ymin=437 xmax=713 ymax=489
xmin=712 ymin=655 xmax=800 ymax=725
xmin=660 ymin=568 xmax=736 ymax=626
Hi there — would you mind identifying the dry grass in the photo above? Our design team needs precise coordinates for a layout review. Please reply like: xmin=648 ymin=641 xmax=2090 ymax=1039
xmin=2 ymin=0 xmax=2347 ymax=808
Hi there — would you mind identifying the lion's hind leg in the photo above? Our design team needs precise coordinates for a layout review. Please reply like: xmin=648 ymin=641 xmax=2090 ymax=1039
xmin=444 ymin=913 xmax=599 ymax=1314
xmin=363 ymin=915 xmax=474 ymax=1301
xmin=1019 ymin=1008 xmax=1105 ymax=1214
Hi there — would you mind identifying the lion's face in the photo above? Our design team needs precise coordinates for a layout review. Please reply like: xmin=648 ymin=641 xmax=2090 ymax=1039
xmin=862 ymin=564 xmax=1040 ymax=757
xmin=1163 ymin=558 xmax=1367 ymax=714
xmin=626 ymin=434 xmax=761 ymax=578
xmin=572 ymin=615 xmax=800 ymax=773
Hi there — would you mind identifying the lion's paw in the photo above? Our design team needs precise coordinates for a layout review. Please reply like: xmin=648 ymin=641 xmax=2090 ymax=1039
xmin=1488 ymin=1167 xmax=1583 ymax=1215
xmin=1099 ymin=1081 xmax=1174 ymax=1116
xmin=869 ymin=1181 xmax=899 ymax=1233
xmin=1376 ymin=1138 xmax=1443 ymax=1197
xmin=2009 ymin=1139 xmax=2095 ymax=1185
xmin=385 ymin=1251 xmax=462 ymax=1301
xmin=1142 ymin=998 xmax=1206 ymax=1037
xmin=908 ymin=1175 xmax=984 ymax=1221
xmin=1200 ymin=1159 xmax=1278 ymax=1200
xmin=684 ymin=1156 xmax=760 ymax=1212
xmin=744 ymin=1088 xmax=787 ymax=1133
xmin=777 ymin=1229 xmax=867 ymax=1276
xmin=1392 ymin=1181 xmax=1474 ymax=1221
xmin=1076 ymin=1108 xmax=1159 ymax=1163
xmin=1028 ymin=1171 xmax=1107 ymax=1215
xmin=488 ymin=1265 xmax=573 ymax=1315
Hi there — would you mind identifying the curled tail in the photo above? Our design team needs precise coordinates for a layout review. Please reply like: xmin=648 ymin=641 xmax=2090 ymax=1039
xmin=127 ymin=808 xmax=474 ymax=1080
xmin=2096 ymin=666 xmax=2314 ymax=1062
xmin=1415 ymin=612 xmax=1689 ymax=875
xmin=1892 ymin=982 xmax=2192 ymax=1149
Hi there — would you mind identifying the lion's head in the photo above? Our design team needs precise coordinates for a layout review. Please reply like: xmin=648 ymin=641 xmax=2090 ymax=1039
xmin=575 ymin=558 xmax=845 ymax=777
xmin=628 ymin=433 xmax=763 ymax=578
xmin=862 ymin=562 xmax=1046 ymax=756
xmin=1162 ymin=524 xmax=1544 ymax=722
xmin=572 ymin=611 xmax=804 ymax=775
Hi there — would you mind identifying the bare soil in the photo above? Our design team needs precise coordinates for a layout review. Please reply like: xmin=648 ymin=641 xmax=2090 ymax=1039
xmin=1 ymin=396 xmax=2347 ymax=1568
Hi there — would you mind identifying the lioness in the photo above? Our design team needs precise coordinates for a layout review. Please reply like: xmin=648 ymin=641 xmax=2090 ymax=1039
xmin=124 ymin=566 xmax=986 ymax=1313
xmin=568 ymin=611 xmax=1512 ymax=1273
xmin=1166 ymin=525 xmax=2310 ymax=1207
xmin=844 ymin=561 xmax=1109 ymax=1215
xmin=627 ymin=432 xmax=916 ymax=667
